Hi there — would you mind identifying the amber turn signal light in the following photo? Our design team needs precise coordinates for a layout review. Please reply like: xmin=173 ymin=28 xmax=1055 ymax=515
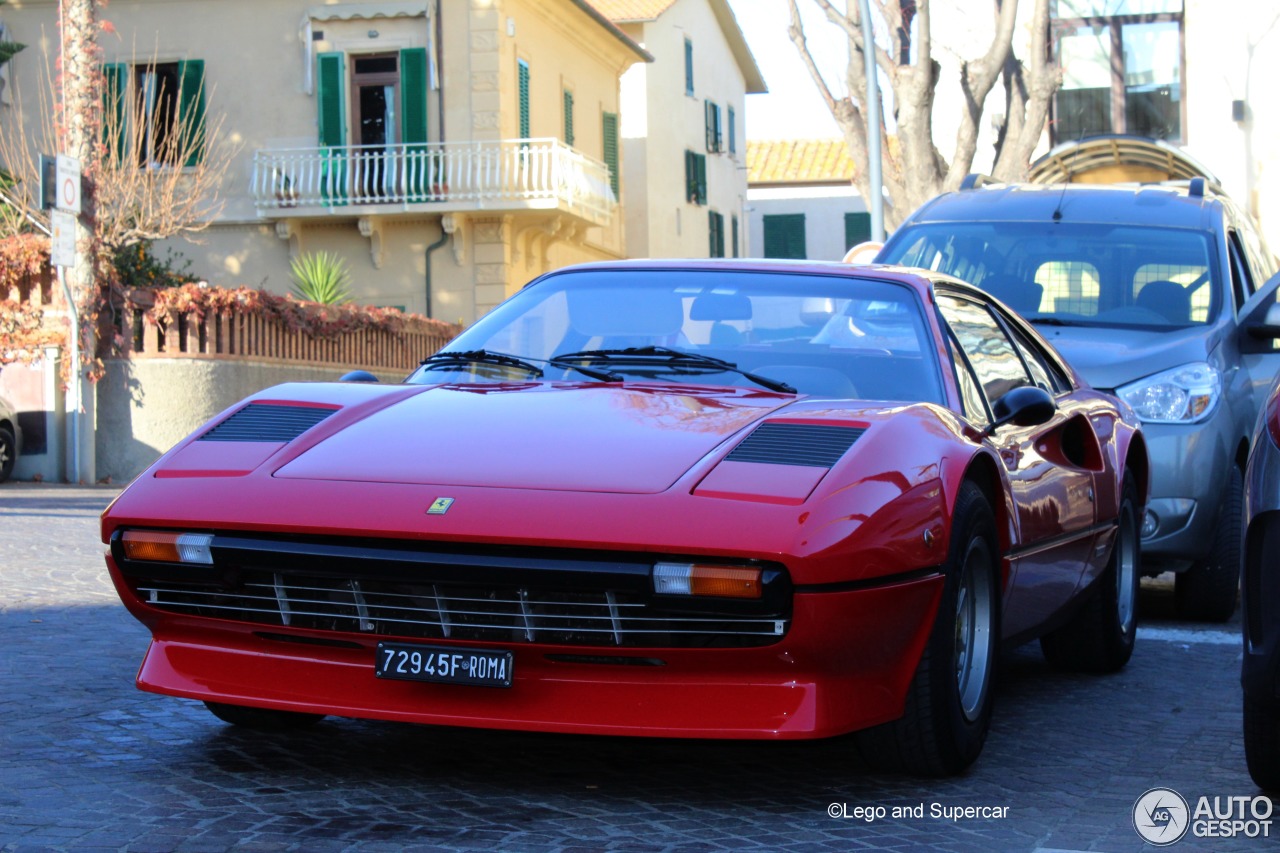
xmin=121 ymin=530 xmax=214 ymax=565
xmin=653 ymin=562 xmax=763 ymax=599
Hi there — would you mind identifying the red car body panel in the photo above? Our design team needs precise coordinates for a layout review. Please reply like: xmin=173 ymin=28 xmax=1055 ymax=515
xmin=101 ymin=262 xmax=1146 ymax=740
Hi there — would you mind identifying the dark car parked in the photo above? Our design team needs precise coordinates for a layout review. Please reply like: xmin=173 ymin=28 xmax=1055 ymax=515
xmin=0 ymin=391 xmax=20 ymax=483
xmin=1243 ymin=372 xmax=1280 ymax=790
xmin=877 ymin=177 xmax=1280 ymax=621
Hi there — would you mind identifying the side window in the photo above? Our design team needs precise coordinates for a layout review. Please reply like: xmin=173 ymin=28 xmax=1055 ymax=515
xmin=1228 ymin=232 xmax=1254 ymax=313
xmin=1005 ymin=318 xmax=1072 ymax=395
xmin=947 ymin=332 xmax=990 ymax=427
xmin=938 ymin=294 xmax=1033 ymax=404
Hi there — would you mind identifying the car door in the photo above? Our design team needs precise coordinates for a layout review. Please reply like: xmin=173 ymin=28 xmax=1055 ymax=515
xmin=938 ymin=292 xmax=1101 ymax=640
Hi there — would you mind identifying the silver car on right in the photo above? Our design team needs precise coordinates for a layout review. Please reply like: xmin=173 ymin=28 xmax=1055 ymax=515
xmin=877 ymin=178 xmax=1280 ymax=622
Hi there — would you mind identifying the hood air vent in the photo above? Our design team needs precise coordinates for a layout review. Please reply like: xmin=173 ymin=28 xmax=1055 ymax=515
xmin=726 ymin=423 xmax=865 ymax=468
xmin=200 ymin=403 xmax=337 ymax=443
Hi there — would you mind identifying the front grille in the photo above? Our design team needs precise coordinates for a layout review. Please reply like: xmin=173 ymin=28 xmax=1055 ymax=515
xmin=134 ymin=570 xmax=788 ymax=648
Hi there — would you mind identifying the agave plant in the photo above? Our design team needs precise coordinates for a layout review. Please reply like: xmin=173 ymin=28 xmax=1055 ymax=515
xmin=290 ymin=251 xmax=353 ymax=305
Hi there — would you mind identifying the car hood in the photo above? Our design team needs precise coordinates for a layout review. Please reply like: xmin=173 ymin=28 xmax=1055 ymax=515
xmin=272 ymin=383 xmax=797 ymax=493
xmin=1033 ymin=322 xmax=1221 ymax=390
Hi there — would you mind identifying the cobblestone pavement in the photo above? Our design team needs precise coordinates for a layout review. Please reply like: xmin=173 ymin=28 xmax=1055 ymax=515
xmin=0 ymin=483 xmax=1272 ymax=852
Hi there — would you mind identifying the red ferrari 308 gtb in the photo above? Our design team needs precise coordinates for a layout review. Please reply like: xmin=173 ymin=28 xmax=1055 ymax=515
xmin=102 ymin=260 xmax=1147 ymax=776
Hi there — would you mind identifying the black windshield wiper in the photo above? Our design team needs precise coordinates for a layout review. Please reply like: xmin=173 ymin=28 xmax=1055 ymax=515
xmin=421 ymin=349 xmax=621 ymax=382
xmin=420 ymin=349 xmax=545 ymax=377
xmin=554 ymin=345 xmax=796 ymax=394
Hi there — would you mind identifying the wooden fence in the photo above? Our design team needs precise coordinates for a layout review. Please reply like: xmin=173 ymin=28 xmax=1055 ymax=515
xmin=116 ymin=300 xmax=460 ymax=375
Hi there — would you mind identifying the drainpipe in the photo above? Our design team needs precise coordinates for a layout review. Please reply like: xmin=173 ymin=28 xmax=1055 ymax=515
xmin=424 ymin=224 xmax=450 ymax=319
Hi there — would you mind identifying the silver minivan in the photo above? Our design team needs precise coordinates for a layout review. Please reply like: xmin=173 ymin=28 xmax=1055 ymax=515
xmin=877 ymin=178 xmax=1280 ymax=621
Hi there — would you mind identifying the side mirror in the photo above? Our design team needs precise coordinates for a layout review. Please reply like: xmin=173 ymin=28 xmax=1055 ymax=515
xmin=340 ymin=370 xmax=380 ymax=383
xmin=982 ymin=385 xmax=1056 ymax=437
xmin=1245 ymin=302 xmax=1280 ymax=342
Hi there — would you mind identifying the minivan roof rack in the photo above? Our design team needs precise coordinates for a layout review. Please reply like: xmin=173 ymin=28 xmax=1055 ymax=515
xmin=960 ymin=173 xmax=999 ymax=191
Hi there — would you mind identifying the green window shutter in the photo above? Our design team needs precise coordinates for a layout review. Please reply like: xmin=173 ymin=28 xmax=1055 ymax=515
xmin=518 ymin=60 xmax=530 ymax=139
xmin=101 ymin=63 xmax=128 ymax=164
xmin=602 ymin=111 xmax=619 ymax=199
xmin=731 ymin=214 xmax=739 ymax=257
xmin=844 ymin=211 xmax=872 ymax=249
xmin=704 ymin=102 xmax=721 ymax=152
xmin=563 ymin=89 xmax=574 ymax=146
xmin=728 ymin=106 xmax=736 ymax=154
xmin=709 ymin=211 xmax=724 ymax=258
xmin=763 ymin=214 xmax=807 ymax=259
xmin=684 ymin=38 xmax=693 ymax=95
xmin=177 ymin=59 xmax=206 ymax=167
xmin=316 ymin=52 xmax=346 ymax=147
xmin=400 ymin=48 xmax=428 ymax=145
xmin=685 ymin=150 xmax=695 ymax=202
xmin=695 ymin=153 xmax=707 ymax=205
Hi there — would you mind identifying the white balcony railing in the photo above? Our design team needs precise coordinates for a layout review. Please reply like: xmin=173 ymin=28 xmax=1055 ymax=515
xmin=250 ymin=138 xmax=616 ymax=225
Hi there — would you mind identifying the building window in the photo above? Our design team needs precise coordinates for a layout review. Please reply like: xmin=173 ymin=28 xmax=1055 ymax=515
xmin=709 ymin=211 xmax=725 ymax=258
xmin=685 ymin=150 xmax=706 ymax=205
xmin=103 ymin=60 xmax=206 ymax=167
xmin=518 ymin=59 xmax=531 ymax=139
xmin=845 ymin=212 xmax=871 ymax=250
xmin=731 ymin=214 xmax=739 ymax=257
xmin=684 ymin=38 xmax=694 ymax=95
xmin=763 ymin=213 xmax=806 ymax=259
xmin=602 ymin=111 xmax=619 ymax=199
xmin=1051 ymin=0 xmax=1184 ymax=143
xmin=563 ymin=88 xmax=575 ymax=146
xmin=727 ymin=106 xmax=736 ymax=155
xmin=705 ymin=101 xmax=722 ymax=153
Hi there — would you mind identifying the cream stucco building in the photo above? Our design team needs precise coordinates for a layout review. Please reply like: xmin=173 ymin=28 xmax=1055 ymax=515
xmin=597 ymin=0 xmax=764 ymax=260
xmin=2 ymin=0 xmax=651 ymax=325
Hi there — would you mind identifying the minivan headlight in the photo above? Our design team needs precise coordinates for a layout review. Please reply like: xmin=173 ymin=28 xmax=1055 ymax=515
xmin=1116 ymin=362 xmax=1220 ymax=424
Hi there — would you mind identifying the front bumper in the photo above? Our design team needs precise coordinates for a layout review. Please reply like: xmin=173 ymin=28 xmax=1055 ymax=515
xmin=1135 ymin=417 xmax=1234 ymax=568
xmin=108 ymin=550 xmax=944 ymax=739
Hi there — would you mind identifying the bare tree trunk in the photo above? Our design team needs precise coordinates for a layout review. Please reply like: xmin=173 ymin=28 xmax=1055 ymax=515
xmin=58 ymin=0 xmax=99 ymax=297
xmin=789 ymin=0 xmax=1061 ymax=231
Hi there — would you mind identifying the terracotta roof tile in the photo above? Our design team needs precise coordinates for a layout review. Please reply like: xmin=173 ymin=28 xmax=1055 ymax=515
xmin=746 ymin=139 xmax=857 ymax=185
xmin=589 ymin=0 xmax=679 ymax=21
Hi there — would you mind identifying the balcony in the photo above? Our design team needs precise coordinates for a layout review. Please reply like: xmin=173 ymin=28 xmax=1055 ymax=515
xmin=250 ymin=138 xmax=616 ymax=227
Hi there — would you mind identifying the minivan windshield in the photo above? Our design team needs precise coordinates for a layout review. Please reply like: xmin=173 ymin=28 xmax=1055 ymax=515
xmin=879 ymin=222 xmax=1219 ymax=329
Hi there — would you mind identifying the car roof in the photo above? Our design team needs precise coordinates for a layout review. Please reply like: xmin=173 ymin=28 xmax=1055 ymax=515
xmin=902 ymin=182 xmax=1221 ymax=231
xmin=533 ymin=257 xmax=959 ymax=299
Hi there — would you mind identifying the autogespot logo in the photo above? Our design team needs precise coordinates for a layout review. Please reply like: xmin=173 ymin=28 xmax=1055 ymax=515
xmin=1133 ymin=787 xmax=1191 ymax=846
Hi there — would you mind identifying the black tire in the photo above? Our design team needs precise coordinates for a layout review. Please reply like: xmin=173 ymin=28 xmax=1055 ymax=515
xmin=1040 ymin=471 xmax=1140 ymax=673
xmin=204 ymin=701 xmax=325 ymax=731
xmin=1244 ymin=695 xmax=1280 ymax=792
xmin=0 ymin=425 xmax=15 ymax=483
xmin=1176 ymin=465 xmax=1242 ymax=622
xmin=857 ymin=482 xmax=999 ymax=776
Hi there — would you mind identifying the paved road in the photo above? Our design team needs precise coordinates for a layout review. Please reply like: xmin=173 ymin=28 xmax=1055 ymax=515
xmin=0 ymin=483 xmax=1271 ymax=852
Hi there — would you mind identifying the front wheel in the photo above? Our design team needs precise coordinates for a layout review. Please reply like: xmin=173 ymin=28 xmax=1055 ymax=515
xmin=204 ymin=701 xmax=325 ymax=731
xmin=1244 ymin=696 xmax=1280 ymax=792
xmin=0 ymin=425 xmax=15 ymax=483
xmin=857 ymin=482 xmax=999 ymax=776
xmin=1041 ymin=470 xmax=1140 ymax=673
xmin=1176 ymin=465 xmax=1241 ymax=622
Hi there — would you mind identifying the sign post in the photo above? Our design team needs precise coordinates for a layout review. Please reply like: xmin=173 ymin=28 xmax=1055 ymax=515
xmin=43 ymin=153 xmax=84 ymax=484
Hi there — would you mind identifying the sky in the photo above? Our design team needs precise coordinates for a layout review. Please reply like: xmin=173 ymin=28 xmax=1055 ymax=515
xmin=725 ymin=0 xmax=845 ymax=140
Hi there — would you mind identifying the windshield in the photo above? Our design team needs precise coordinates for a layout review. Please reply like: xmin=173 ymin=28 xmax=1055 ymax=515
xmin=406 ymin=269 xmax=946 ymax=404
xmin=879 ymin=222 xmax=1220 ymax=329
